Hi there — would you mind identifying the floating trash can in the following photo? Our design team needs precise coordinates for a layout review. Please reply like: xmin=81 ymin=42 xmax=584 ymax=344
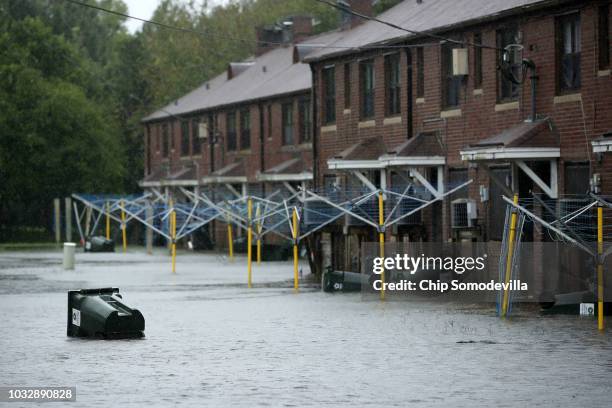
xmin=63 ymin=242 xmax=76 ymax=270
xmin=67 ymin=288 xmax=145 ymax=339
xmin=84 ymin=236 xmax=115 ymax=253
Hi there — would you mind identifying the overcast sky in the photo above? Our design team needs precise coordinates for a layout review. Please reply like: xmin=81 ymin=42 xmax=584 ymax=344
xmin=122 ymin=0 xmax=227 ymax=33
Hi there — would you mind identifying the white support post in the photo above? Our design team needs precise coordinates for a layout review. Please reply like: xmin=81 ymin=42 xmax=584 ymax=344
xmin=352 ymin=171 xmax=377 ymax=192
xmin=515 ymin=160 xmax=558 ymax=199
xmin=410 ymin=168 xmax=442 ymax=199
xmin=65 ymin=197 xmax=72 ymax=242
xmin=146 ymin=205 xmax=153 ymax=255
xmin=437 ymin=166 xmax=445 ymax=194
xmin=550 ymin=159 xmax=558 ymax=198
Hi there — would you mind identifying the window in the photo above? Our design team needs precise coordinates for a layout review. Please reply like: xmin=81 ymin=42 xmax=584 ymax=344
xmin=162 ymin=123 xmax=169 ymax=158
xmin=240 ymin=109 xmax=250 ymax=150
xmin=497 ymin=27 xmax=520 ymax=101
xmin=282 ymin=102 xmax=294 ymax=145
xmin=226 ymin=112 xmax=237 ymax=151
xmin=473 ymin=32 xmax=483 ymax=89
xmin=191 ymin=119 xmax=201 ymax=155
xmin=344 ymin=63 xmax=351 ymax=109
xmin=385 ymin=54 xmax=401 ymax=116
xmin=416 ymin=47 xmax=424 ymax=98
xmin=557 ymin=13 xmax=581 ymax=92
xmin=441 ymin=44 xmax=462 ymax=108
xmin=599 ymin=5 xmax=610 ymax=70
xmin=180 ymin=121 xmax=190 ymax=156
xmin=322 ymin=66 xmax=335 ymax=124
xmin=360 ymin=59 xmax=375 ymax=119
xmin=298 ymin=98 xmax=312 ymax=143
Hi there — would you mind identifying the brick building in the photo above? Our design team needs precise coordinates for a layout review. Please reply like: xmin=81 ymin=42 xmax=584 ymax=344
xmin=141 ymin=16 xmax=316 ymax=248
xmin=303 ymin=0 xmax=612 ymax=273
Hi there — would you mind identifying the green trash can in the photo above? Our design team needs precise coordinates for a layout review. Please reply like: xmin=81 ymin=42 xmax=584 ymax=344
xmin=67 ymin=288 xmax=144 ymax=339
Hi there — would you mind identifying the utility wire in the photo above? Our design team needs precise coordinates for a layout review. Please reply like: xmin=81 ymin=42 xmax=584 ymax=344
xmin=312 ymin=0 xmax=502 ymax=51
xmin=59 ymin=0 xmax=447 ymax=51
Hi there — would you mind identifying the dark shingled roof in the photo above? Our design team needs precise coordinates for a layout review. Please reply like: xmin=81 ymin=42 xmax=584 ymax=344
xmin=387 ymin=132 xmax=445 ymax=157
xmin=262 ymin=157 xmax=310 ymax=175
xmin=210 ymin=160 xmax=246 ymax=177
xmin=466 ymin=119 xmax=559 ymax=149
xmin=333 ymin=137 xmax=387 ymax=161
xmin=165 ymin=165 xmax=198 ymax=182
xmin=142 ymin=45 xmax=312 ymax=122
xmin=302 ymin=0 xmax=550 ymax=62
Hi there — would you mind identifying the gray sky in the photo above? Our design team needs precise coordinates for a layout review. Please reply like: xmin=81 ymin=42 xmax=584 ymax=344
xmin=122 ymin=0 xmax=227 ymax=33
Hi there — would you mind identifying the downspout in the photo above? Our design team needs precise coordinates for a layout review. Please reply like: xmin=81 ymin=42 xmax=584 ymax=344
xmin=405 ymin=47 xmax=414 ymax=139
xmin=310 ymin=64 xmax=319 ymax=188
xmin=259 ymin=102 xmax=265 ymax=195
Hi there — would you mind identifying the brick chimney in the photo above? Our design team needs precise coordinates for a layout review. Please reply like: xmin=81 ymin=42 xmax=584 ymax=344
xmin=338 ymin=0 xmax=373 ymax=30
xmin=255 ymin=16 xmax=314 ymax=56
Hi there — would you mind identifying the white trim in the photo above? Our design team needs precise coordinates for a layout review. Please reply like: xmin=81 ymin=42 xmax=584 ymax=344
xmin=201 ymin=176 xmax=248 ymax=184
xmin=383 ymin=116 xmax=402 ymax=126
xmin=592 ymin=139 xmax=612 ymax=153
xmin=553 ymin=93 xmax=581 ymax=104
xmin=460 ymin=147 xmax=560 ymax=161
xmin=161 ymin=179 xmax=198 ymax=187
xmin=381 ymin=155 xmax=446 ymax=166
xmin=256 ymin=172 xmax=313 ymax=182
xmin=441 ymin=109 xmax=462 ymax=118
xmin=139 ymin=180 xmax=162 ymax=188
xmin=358 ymin=120 xmax=376 ymax=129
xmin=321 ymin=125 xmax=337 ymax=133
xmin=327 ymin=159 xmax=386 ymax=170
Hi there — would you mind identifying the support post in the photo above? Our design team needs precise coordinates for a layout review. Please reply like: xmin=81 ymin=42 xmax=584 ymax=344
xmin=292 ymin=207 xmax=299 ymax=292
xmin=145 ymin=206 xmax=153 ymax=255
xmin=65 ymin=197 xmax=72 ymax=242
xmin=171 ymin=200 xmax=177 ymax=273
xmin=256 ymin=204 xmax=262 ymax=264
xmin=597 ymin=204 xmax=604 ymax=331
xmin=501 ymin=194 xmax=519 ymax=318
xmin=378 ymin=191 xmax=385 ymax=301
xmin=120 ymin=200 xmax=127 ymax=253
xmin=84 ymin=206 xmax=92 ymax=238
xmin=247 ymin=198 xmax=253 ymax=288
xmin=54 ymin=198 xmax=61 ymax=245
xmin=227 ymin=217 xmax=234 ymax=261
xmin=105 ymin=201 xmax=110 ymax=240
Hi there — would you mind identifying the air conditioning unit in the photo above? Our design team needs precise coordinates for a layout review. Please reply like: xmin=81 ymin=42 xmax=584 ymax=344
xmin=198 ymin=122 xmax=209 ymax=140
xmin=451 ymin=199 xmax=477 ymax=228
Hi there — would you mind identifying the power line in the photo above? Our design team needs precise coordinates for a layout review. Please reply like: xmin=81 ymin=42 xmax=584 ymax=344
xmin=59 ymin=0 xmax=440 ymax=51
xmin=312 ymin=0 xmax=502 ymax=51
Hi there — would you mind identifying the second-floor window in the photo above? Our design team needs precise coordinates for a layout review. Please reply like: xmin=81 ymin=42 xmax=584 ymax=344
xmin=298 ymin=98 xmax=311 ymax=143
xmin=360 ymin=59 xmax=375 ymax=119
xmin=344 ymin=63 xmax=351 ymax=109
xmin=282 ymin=102 xmax=294 ymax=145
xmin=191 ymin=119 xmax=201 ymax=155
xmin=240 ymin=109 xmax=250 ymax=150
xmin=497 ymin=27 xmax=520 ymax=101
xmin=162 ymin=123 xmax=169 ymax=158
xmin=473 ymin=32 xmax=483 ymax=89
xmin=416 ymin=47 xmax=424 ymax=98
xmin=441 ymin=44 xmax=461 ymax=108
xmin=180 ymin=121 xmax=190 ymax=156
xmin=385 ymin=53 xmax=401 ymax=116
xmin=226 ymin=112 xmax=237 ymax=151
xmin=322 ymin=66 xmax=336 ymax=124
xmin=557 ymin=13 xmax=581 ymax=93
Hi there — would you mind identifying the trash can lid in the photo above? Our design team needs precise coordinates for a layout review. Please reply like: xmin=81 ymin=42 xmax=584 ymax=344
xmin=64 ymin=242 xmax=77 ymax=247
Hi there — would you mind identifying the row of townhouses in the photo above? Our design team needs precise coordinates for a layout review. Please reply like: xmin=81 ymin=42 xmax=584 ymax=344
xmin=141 ymin=0 xmax=612 ymax=275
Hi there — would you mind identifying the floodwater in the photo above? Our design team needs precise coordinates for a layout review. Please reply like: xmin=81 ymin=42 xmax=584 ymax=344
xmin=0 ymin=249 xmax=611 ymax=407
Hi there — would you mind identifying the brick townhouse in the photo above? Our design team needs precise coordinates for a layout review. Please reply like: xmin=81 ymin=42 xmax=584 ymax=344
xmin=140 ymin=16 xmax=315 ymax=249
xmin=303 ymin=0 xmax=612 ymax=273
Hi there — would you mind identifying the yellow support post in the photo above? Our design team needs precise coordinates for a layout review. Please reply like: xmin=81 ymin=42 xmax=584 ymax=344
xmin=378 ymin=191 xmax=385 ymax=301
xmin=597 ymin=205 xmax=604 ymax=331
xmin=256 ymin=204 xmax=262 ymax=264
xmin=120 ymin=200 xmax=127 ymax=253
xmin=292 ymin=207 xmax=299 ymax=292
xmin=227 ymin=216 xmax=234 ymax=261
xmin=501 ymin=194 xmax=519 ymax=318
xmin=105 ymin=201 xmax=110 ymax=240
xmin=171 ymin=200 xmax=177 ymax=274
xmin=247 ymin=198 xmax=253 ymax=288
